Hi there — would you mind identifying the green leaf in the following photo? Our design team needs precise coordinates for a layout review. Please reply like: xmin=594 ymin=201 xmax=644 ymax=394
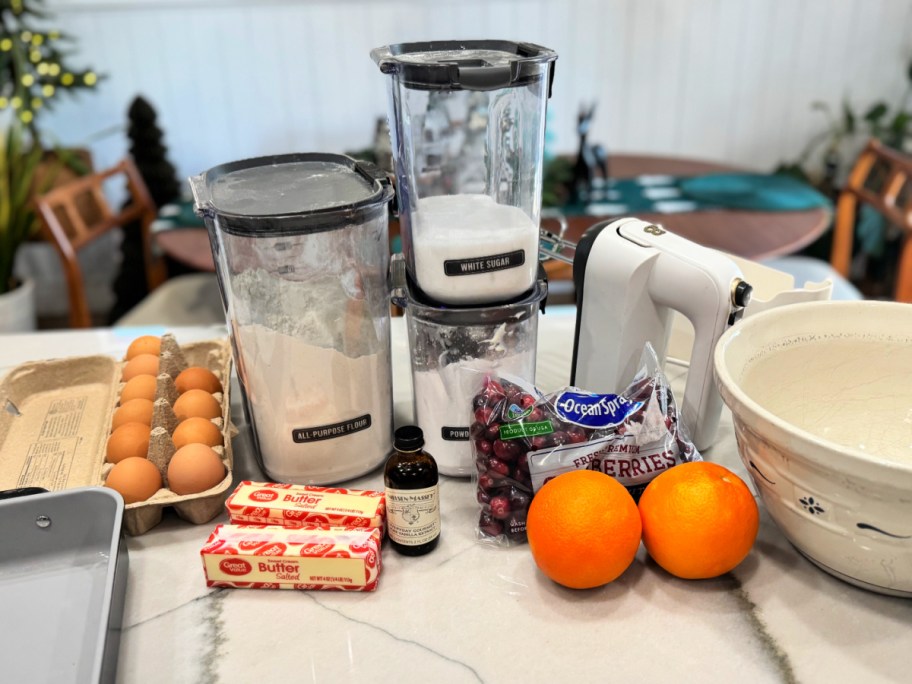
xmin=864 ymin=102 xmax=888 ymax=122
xmin=890 ymin=111 xmax=910 ymax=136
xmin=842 ymin=100 xmax=856 ymax=134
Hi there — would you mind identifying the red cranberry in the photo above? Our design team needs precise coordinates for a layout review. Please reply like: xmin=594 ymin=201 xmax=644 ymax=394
xmin=484 ymin=377 xmax=505 ymax=395
xmin=474 ymin=406 xmax=495 ymax=424
xmin=526 ymin=408 xmax=545 ymax=422
xmin=520 ymin=393 xmax=537 ymax=408
xmin=484 ymin=423 xmax=502 ymax=441
xmin=474 ymin=438 xmax=493 ymax=456
xmin=508 ymin=489 xmax=531 ymax=511
xmin=514 ymin=469 xmax=533 ymax=488
xmin=479 ymin=512 xmax=503 ymax=538
xmin=478 ymin=472 xmax=496 ymax=491
xmin=470 ymin=421 xmax=486 ymax=438
xmin=567 ymin=427 xmax=588 ymax=443
xmin=531 ymin=435 xmax=553 ymax=450
xmin=493 ymin=439 xmax=520 ymax=462
xmin=487 ymin=458 xmax=510 ymax=478
xmin=551 ymin=431 xmax=570 ymax=446
xmin=490 ymin=495 xmax=511 ymax=520
xmin=477 ymin=488 xmax=491 ymax=505
xmin=516 ymin=452 xmax=530 ymax=472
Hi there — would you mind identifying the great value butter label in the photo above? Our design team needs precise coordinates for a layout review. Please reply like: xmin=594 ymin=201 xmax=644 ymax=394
xmin=201 ymin=524 xmax=382 ymax=592
xmin=225 ymin=481 xmax=386 ymax=530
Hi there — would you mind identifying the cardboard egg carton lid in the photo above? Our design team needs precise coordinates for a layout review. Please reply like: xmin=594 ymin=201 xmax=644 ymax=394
xmin=0 ymin=334 xmax=235 ymax=535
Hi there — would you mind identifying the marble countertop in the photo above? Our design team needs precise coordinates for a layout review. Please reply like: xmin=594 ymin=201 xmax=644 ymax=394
xmin=2 ymin=313 xmax=910 ymax=684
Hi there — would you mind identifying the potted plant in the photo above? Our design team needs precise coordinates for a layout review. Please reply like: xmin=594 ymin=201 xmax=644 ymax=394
xmin=0 ymin=117 xmax=41 ymax=330
xmin=0 ymin=0 xmax=100 ymax=331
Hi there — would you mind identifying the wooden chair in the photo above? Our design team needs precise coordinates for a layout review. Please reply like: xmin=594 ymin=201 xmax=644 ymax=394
xmin=34 ymin=158 xmax=167 ymax=327
xmin=830 ymin=139 xmax=912 ymax=302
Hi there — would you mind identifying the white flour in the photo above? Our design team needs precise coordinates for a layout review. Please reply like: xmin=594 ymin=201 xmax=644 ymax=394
xmin=411 ymin=194 xmax=539 ymax=304
xmin=232 ymin=270 xmax=392 ymax=484
xmin=413 ymin=351 xmax=532 ymax=477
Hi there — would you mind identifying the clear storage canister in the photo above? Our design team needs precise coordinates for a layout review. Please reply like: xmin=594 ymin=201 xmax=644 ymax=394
xmin=391 ymin=254 xmax=547 ymax=477
xmin=373 ymin=40 xmax=557 ymax=306
xmin=190 ymin=153 xmax=394 ymax=485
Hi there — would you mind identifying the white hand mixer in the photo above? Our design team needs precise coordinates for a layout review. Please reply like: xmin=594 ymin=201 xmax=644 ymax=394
xmin=539 ymin=217 xmax=830 ymax=451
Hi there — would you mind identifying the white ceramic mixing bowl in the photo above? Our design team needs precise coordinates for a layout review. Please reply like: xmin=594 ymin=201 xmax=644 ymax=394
xmin=714 ymin=300 xmax=912 ymax=596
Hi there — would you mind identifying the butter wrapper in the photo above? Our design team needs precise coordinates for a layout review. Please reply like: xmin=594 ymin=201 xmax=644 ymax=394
xmin=201 ymin=524 xmax=382 ymax=591
xmin=225 ymin=481 xmax=386 ymax=530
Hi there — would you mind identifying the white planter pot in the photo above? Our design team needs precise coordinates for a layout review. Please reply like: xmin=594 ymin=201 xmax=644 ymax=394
xmin=0 ymin=278 xmax=37 ymax=332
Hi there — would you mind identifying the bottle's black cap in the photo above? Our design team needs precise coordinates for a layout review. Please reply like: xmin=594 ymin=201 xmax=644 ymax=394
xmin=394 ymin=425 xmax=424 ymax=451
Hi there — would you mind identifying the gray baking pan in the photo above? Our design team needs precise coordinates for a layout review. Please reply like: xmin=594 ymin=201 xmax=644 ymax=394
xmin=0 ymin=486 xmax=129 ymax=683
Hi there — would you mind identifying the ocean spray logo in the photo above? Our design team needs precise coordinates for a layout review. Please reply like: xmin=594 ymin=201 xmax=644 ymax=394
xmin=554 ymin=392 xmax=642 ymax=429
xmin=504 ymin=403 xmax=533 ymax=421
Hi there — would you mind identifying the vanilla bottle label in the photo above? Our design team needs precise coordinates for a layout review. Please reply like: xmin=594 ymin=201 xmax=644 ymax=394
xmin=385 ymin=485 xmax=440 ymax=546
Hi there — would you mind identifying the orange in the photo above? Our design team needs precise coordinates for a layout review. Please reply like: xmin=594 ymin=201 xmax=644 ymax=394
xmin=526 ymin=470 xmax=642 ymax=589
xmin=638 ymin=461 xmax=759 ymax=580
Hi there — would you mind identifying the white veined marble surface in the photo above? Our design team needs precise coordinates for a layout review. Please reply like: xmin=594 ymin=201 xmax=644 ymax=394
xmin=1 ymin=312 xmax=910 ymax=684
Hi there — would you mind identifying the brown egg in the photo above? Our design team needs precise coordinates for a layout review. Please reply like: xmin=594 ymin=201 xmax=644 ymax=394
xmin=175 ymin=366 xmax=223 ymax=395
xmin=121 ymin=374 xmax=158 ymax=403
xmin=167 ymin=443 xmax=226 ymax=495
xmin=112 ymin=398 xmax=154 ymax=429
xmin=172 ymin=416 xmax=224 ymax=449
xmin=123 ymin=353 xmax=159 ymax=381
xmin=173 ymin=389 xmax=221 ymax=421
xmin=105 ymin=457 xmax=162 ymax=504
xmin=106 ymin=422 xmax=151 ymax=463
xmin=126 ymin=335 xmax=161 ymax=360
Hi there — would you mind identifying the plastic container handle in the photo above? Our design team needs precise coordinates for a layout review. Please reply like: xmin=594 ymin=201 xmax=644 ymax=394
xmin=188 ymin=173 xmax=216 ymax=220
xmin=457 ymin=64 xmax=513 ymax=91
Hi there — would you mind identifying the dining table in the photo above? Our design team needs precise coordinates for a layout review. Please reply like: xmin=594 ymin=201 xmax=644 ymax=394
xmin=0 ymin=310 xmax=908 ymax=683
xmin=154 ymin=154 xmax=832 ymax=275
xmin=570 ymin=154 xmax=832 ymax=260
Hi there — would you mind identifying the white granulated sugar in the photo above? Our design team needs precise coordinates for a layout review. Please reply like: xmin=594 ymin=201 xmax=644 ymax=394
xmin=232 ymin=269 xmax=392 ymax=484
xmin=411 ymin=194 xmax=539 ymax=304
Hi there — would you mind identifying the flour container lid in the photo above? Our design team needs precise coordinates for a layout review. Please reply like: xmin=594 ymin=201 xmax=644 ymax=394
xmin=189 ymin=153 xmax=394 ymax=236
xmin=371 ymin=40 xmax=557 ymax=94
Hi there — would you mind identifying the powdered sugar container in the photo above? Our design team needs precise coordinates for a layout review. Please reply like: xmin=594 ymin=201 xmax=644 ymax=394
xmin=372 ymin=40 xmax=557 ymax=306
xmin=390 ymin=253 xmax=547 ymax=476
xmin=190 ymin=154 xmax=394 ymax=485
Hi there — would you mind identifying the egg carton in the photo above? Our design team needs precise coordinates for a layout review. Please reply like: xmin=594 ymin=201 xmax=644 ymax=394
xmin=0 ymin=334 xmax=236 ymax=536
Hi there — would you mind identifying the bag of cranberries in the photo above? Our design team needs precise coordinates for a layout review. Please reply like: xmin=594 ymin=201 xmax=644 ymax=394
xmin=471 ymin=343 xmax=701 ymax=546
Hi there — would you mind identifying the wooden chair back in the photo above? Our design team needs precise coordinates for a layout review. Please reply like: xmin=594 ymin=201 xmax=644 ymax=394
xmin=830 ymin=139 xmax=912 ymax=301
xmin=34 ymin=158 xmax=167 ymax=327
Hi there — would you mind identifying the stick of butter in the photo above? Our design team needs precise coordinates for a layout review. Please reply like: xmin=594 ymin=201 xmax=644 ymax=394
xmin=225 ymin=481 xmax=386 ymax=530
xmin=201 ymin=524 xmax=382 ymax=591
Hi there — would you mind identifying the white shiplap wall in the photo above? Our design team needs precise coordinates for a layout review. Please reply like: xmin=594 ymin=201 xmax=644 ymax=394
xmin=40 ymin=0 xmax=912 ymax=182
xmin=19 ymin=0 xmax=912 ymax=317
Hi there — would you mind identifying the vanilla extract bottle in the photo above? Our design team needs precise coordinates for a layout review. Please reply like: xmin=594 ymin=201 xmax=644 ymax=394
xmin=384 ymin=425 xmax=440 ymax=556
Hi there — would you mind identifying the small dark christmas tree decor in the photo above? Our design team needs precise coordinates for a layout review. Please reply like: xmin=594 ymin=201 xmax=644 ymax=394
xmin=126 ymin=95 xmax=180 ymax=208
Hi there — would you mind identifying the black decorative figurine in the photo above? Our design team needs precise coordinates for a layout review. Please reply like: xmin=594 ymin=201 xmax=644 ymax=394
xmin=571 ymin=103 xmax=609 ymax=203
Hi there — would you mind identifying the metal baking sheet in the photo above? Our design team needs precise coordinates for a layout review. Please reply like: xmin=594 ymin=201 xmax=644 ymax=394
xmin=0 ymin=486 xmax=128 ymax=683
